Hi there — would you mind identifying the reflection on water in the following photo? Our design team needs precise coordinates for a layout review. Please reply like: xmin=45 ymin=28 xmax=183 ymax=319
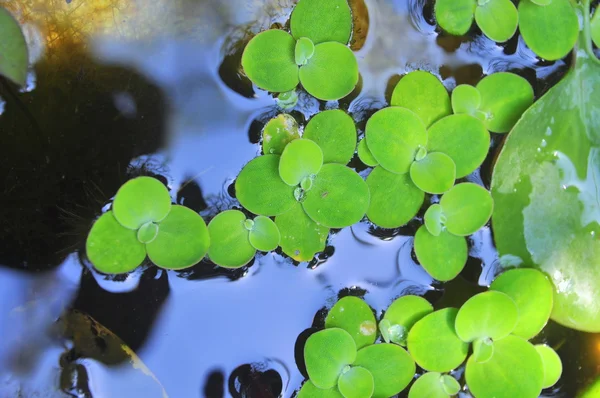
xmin=0 ymin=0 xmax=597 ymax=397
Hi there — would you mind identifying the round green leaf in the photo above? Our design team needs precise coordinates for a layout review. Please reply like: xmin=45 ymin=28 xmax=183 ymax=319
xmin=297 ymin=381 xmax=344 ymax=398
xmin=408 ymin=372 xmax=460 ymax=398
xmin=146 ymin=205 xmax=210 ymax=270
xmin=466 ymin=335 xmax=544 ymax=398
xmin=241 ymin=30 xmax=299 ymax=93
xmin=475 ymin=0 xmax=518 ymax=42
xmin=390 ymin=71 xmax=452 ymax=128
xmin=279 ymin=139 xmax=324 ymax=186
xmin=381 ymin=295 xmax=433 ymax=345
xmin=112 ymin=177 xmax=172 ymax=230
xmin=86 ymin=211 xmax=146 ymax=274
xmin=366 ymin=166 xmax=424 ymax=228
xmin=410 ymin=152 xmax=456 ymax=194
xmin=407 ymin=308 xmax=469 ymax=372
xmin=435 ymin=0 xmax=476 ymax=36
xmin=455 ymin=291 xmax=518 ymax=342
xmin=248 ymin=216 xmax=280 ymax=252
xmin=207 ymin=210 xmax=255 ymax=268
xmin=337 ymin=367 xmax=374 ymax=398
xmin=354 ymin=344 xmax=415 ymax=398
xmin=476 ymin=73 xmax=534 ymax=134
xmin=290 ymin=0 xmax=352 ymax=45
xmin=299 ymin=42 xmax=359 ymax=101
xmin=137 ymin=222 xmax=159 ymax=244
xmin=365 ymin=107 xmax=428 ymax=174
xmin=518 ymin=0 xmax=578 ymax=61
xmin=357 ymin=139 xmax=378 ymax=167
xmin=303 ymin=164 xmax=370 ymax=228
xmin=490 ymin=268 xmax=554 ymax=339
xmin=472 ymin=337 xmax=495 ymax=364
xmin=296 ymin=37 xmax=316 ymax=66
xmin=0 ymin=7 xmax=28 ymax=86
xmin=451 ymin=84 xmax=481 ymax=116
xmin=424 ymin=204 xmax=444 ymax=237
xmin=236 ymin=155 xmax=296 ymax=216
xmin=305 ymin=328 xmax=357 ymax=389
xmin=304 ymin=110 xmax=357 ymax=165
xmin=592 ymin=6 xmax=600 ymax=48
xmin=427 ymin=115 xmax=490 ymax=178
xmin=325 ymin=297 xmax=377 ymax=349
xmin=535 ymin=344 xmax=562 ymax=388
xmin=414 ymin=226 xmax=468 ymax=282
xmin=440 ymin=183 xmax=493 ymax=236
xmin=275 ymin=202 xmax=329 ymax=261
xmin=262 ymin=114 xmax=300 ymax=155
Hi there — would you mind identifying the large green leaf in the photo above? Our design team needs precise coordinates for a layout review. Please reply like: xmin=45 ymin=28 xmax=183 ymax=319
xmin=440 ymin=183 xmax=493 ymax=236
xmin=491 ymin=41 xmax=600 ymax=332
xmin=207 ymin=210 xmax=256 ymax=268
xmin=474 ymin=0 xmax=518 ymax=43
xmin=304 ymin=328 xmax=357 ymax=389
xmin=275 ymin=202 xmax=329 ymax=261
xmin=262 ymin=114 xmax=300 ymax=155
xmin=0 ymin=7 xmax=28 ymax=86
xmin=325 ymin=297 xmax=377 ymax=349
xmin=414 ymin=226 xmax=468 ymax=282
xmin=435 ymin=0 xmax=476 ymax=36
xmin=241 ymin=30 xmax=299 ymax=93
xmin=408 ymin=372 xmax=460 ymax=398
xmin=248 ymin=216 xmax=280 ymax=252
xmin=409 ymin=152 xmax=456 ymax=194
xmin=290 ymin=0 xmax=352 ymax=45
xmin=304 ymin=110 xmax=357 ymax=165
xmin=337 ymin=367 xmax=374 ymax=398
xmin=380 ymin=295 xmax=433 ymax=346
xmin=112 ymin=177 xmax=172 ymax=230
xmin=279 ymin=138 xmax=324 ymax=186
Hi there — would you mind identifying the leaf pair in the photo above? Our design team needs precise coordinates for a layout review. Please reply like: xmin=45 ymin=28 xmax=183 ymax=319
xmin=86 ymin=177 xmax=210 ymax=273
xmin=207 ymin=210 xmax=280 ymax=268
xmin=435 ymin=0 xmax=579 ymax=61
xmin=241 ymin=0 xmax=358 ymax=100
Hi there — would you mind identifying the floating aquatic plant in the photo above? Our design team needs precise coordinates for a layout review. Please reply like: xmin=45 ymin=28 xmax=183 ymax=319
xmin=241 ymin=0 xmax=358 ymax=100
xmin=0 ymin=6 xmax=28 ymax=86
xmin=86 ymin=177 xmax=210 ymax=273
xmin=408 ymin=372 xmax=461 ymax=398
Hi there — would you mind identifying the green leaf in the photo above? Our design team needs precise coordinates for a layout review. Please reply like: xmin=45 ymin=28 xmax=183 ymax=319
xmin=353 ymin=344 xmax=415 ymax=398
xmin=297 ymin=381 xmax=344 ymax=398
xmin=381 ymin=295 xmax=433 ymax=346
xmin=440 ymin=183 xmax=493 ymax=236
xmin=472 ymin=337 xmax=494 ymax=364
xmin=279 ymin=138 xmax=324 ymax=186
xmin=451 ymin=84 xmax=481 ymax=116
xmin=414 ymin=226 xmax=468 ymax=282
xmin=427 ymin=114 xmax=490 ymax=178
xmin=365 ymin=107 xmax=428 ymax=174
xmin=592 ymin=6 xmax=600 ymax=48
xmin=357 ymin=139 xmax=379 ymax=167
xmin=248 ymin=216 xmax=280 ymax=252
xmin=86 ymin=212 xmax=146 ymax=274
xmin=241 ymin=30 xmax=299 ymax=93
xmin=0 ymin=7 xmax=28 ymax=86
xmin=112 ymin=177 xmax=172 ymax=230
xmin=475 ymin=0 xmax=518 ymax=42
xmin=466 ymin=335 xmax=544 ymax=398
xmin=408 ymin=372 xmax=460 ymax=398
xmin=410 ymin=152 xmax=456 ymax=194
xmin=455 ymin=291 xmax=518 ymax=342
xmin=290 ymin=0 xmax=352 ymax=45
xmin=337 ymin=367 xmax=374 ymax=398
xmin=303 ymin=164 xmax=370 ymax=228
xmin=407 ymin=308 xmax=469 ymax=372
xmin=535 ymin=344 xmax=562 ymax=388
xmin=390 ymin=71 xmax=452 ymax=128
xmin=366 ymin=166 xmax=424 ymax=228
xmin=518 ymin=0 xmax=578 ymax=61
xmin=299 ymin=42 xmax=359 ymax=101
xmin=296 ymin=37 xmax=316 ymax=66
xmin=137 ymin=222 xmax=159 ymax=244
xmin=476 ymin=73 xmax=534 ymax=134
xmin=262 ymin=114 xmax=300 ymax=155
xmin=424 ymin=204 xmax=444 ymax=237
xmin=490 ymin=268 xmax=554 ymax=339
xmin=325 ymin=297 xmax=377 ymax=349
xmin=236 ymin=155 xmax=296 ymax=216
xmin=490 ymin=47 xmax=600 ymax=332
xmin=275 ymin=202 xmax=329 ymax=261
xmin=304 ymin=110 xmax=357 ymax=165
xmin=207 ymin=210 xmax=256 ymax=268
xmin=435 ymin=0 xmax=476 ymax=36
xmin=305 ymin=328 xmax=357 ymax=389
xmin=146 ymin=205 xmax=210 ymax=270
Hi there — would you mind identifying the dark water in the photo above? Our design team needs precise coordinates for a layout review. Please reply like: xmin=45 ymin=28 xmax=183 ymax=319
xmin=0 ymin=0 xmax=598 ymax=397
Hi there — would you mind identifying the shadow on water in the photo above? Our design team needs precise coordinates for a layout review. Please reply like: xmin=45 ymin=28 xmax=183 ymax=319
xmin=0 ymin=0 xmax=599 ymax=397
